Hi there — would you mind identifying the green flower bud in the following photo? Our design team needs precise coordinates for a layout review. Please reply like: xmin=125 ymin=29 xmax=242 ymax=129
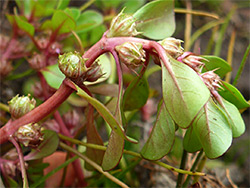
xmin=14 ymin=123 xmax=43 ymax=148
xmin=158 ymin=37 xmax=184 ymax=59
xmin=115 ymin=42 xmax=146 ymax=69
xmin=8 ymin=94 xmax=36 ymax=119
xmin=85 ymin=61 xmax=104 ymax=82
xmin=107 ymin=11 xmax=139 ymax=38
xmin=58 ymin=51 xmax=87 ymax=78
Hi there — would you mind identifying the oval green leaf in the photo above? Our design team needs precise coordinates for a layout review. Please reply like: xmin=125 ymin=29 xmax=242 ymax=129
xmin=141 ymin=101 xmax=175 ymax=160
xmin=24 ymin=130 xmax=59 ymax=161
xmin=218 ymin=98 xmax=245 ymax=138
xmin=218 ymin=81 xmax=250 ymax=109
xmin=41 ymin=64 xmax=65 ymax=89
xmin=161 ymin=56 xmax=210 ymax=128
xmin=76 ymin=10 xmax=103 ymax=33
xmin=201 ymin=55 xmax=232 ymax=78
xmin=193 ymin=98 xmax=232 ymax=159
xmin=52 ymin=10 xmax=76 ymax=34
xmin=123 ymin=75 xmax=149 ymax=111
xmin=183 ymin=126 xmax=202 ymax=153
xmin=133 ymin=0 xmax=175 ymax=40
xmin=102 ymin=131 xmax=124 ymax=171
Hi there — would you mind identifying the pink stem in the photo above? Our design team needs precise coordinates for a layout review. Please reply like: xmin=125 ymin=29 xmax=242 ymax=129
xmin=0 ymin=79 xmax=75 ymax=144
xmin=9 ymin=137 xmax=28 ymax=188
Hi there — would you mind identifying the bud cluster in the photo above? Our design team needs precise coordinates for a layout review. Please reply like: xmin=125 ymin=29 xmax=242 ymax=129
xmin=177 ymin=52 xmax=206 ymax=72
xmin=0 ymin=60 xmax=13 ymax=78
xmin=8 ymin=94 xmax=36 ymax=119
xmin=115 ymin=42 xmax=146 ymax=69
xmin=200 ymin=70 xmax=222 ymax=91
xmin=59 ymin=51 xmax=103 ymax=82
xmin=14 ymin=123 xmax=43 ymax=148
xmin=8 ymin=95 xmax=43 ymax=147
xmin=107 ymin=11 xmax=139 ymax=38
xmin=59 ymin=51 xmax=87 ymax=78
xmin=158 ymin=37 xmax=184 ymax=59
xmin=28 ymin=52 xmax=46 ymax=70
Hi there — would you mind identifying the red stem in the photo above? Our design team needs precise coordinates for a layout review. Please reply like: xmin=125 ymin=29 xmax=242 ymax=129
xmin=9 ymin=137 xmax=29 ymax=188
xmin=0 ymin=79 xmax=75 ymax=144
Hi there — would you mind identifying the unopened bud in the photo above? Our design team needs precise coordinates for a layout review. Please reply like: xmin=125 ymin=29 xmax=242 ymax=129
xmin=28 ymin=53 xmax=46 ymax=70
xmin=8 ymin=94 xmax=36 ymax=119
xmin=0 ymin=60 xmax=13 ymax=78
xmin=85 ymin=61 xmax=104 ymax=82
xmin=115 ymin=42 xmax=146 ymax=69
xmin=159 ymin=37 xmax=184 ymax=59
xmin=43 ymin=119 xmax=60 ymax=133
xmin=63 ymin=110 xmax=80 ymax=130
xmin=14 ymin=123 xmax=43 ymax=148
xmin=200 ymin=70 xmax=222 ymax=91
xmin=107 ymin=11 xmax=139 ymax=38
xmin=177 ymin=52 xmax=206 ymax=72
xmin=58 ymin=51 xmax=87 ymax=78
xmin=0 ymin=34 xmax=10 ymax=50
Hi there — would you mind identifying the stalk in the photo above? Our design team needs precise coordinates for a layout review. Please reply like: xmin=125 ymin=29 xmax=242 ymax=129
xmin=176 ymin=150 xmax=188 ymax=188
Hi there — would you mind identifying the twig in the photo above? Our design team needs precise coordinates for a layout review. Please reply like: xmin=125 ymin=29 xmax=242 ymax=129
xmin=184 ymin=0 xmax=192 ymax=50
xmin=225 ymin=29 xmax=236 ymax=82
xmin=59 ymin=142 xmax=130 ymax=188
xmin=176 ymin=150 xmax=188 ymax=188
xmin=232 ymin=43 xmax=250 ymax=86
xmin=226 ymin=169 xmax=238 ymax=188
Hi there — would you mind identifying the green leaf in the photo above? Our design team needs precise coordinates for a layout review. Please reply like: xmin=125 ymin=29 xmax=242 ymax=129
xmin=218 ymin=98 xmax=245 ymax=138
xmin=27 ymin=163 xmax=49 ymax=173
xmin=64 ymin=8 xmax=81 ymax=21
xmin=7 ymin=14 xmax=35 ymax=36
xmin=6 ymin=176 xmax=19 ymax=187
xmin=193 ymin=98 xmax=232 ymax=159
xmin=201 ymin=55 xmax=232 ymax=78
xmin=183 ymin=126 xmax=202 ymax=153
xmin=95 ymin=0 xmax=123 ymax=9
xmin=88 ymin=84 xmax=119 ymax=97
xmin=52 ymin=10 xmax=76 ymax=34
xmin=74 ymin=84 xmax=138 ymax=144
xmin=123 ymin=0 xmax=146 ymax=13
xmin=56 ymin=0 xmax=70 ymax=10
xmin=134 ymin=0 xmax=175 ymax=40
xmin=76 ymin=10 xmax=103 ymax=33
xmin=102 ymin=131 xmax=124 ymax=171
xmin=161 ymin=56 xmax=210 ymax=128
xmin=123 ymin=75 xmax=149 ymax=111
xmin=41 ymin=64 xmax=65 ymax=89
xmin=85 ymin=109 xmax=105 ymax=171
xmin=141 ymin=101 xmax=175 ymax=160
xmin=218 ymin=81 xmax=250 ymax=109
xmin=24 ymin=130 xmax=59 ymax=161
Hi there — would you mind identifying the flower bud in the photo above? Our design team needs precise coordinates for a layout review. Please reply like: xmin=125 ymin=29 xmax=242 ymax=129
xmin=43 ymin=119 xmax=60 ymax=133
xmin=0 ymin=60 xmax=13 ymax=78
xmin=8 ymin=94 xmax=36 ymax=119
xmin=14 ymin=123 xmax=43 ymax=148
xmin=107 ymin=11 xmax=139 ymax=38
xmin=0 ymin=161 xmax=16 ymax=177
xmin=28 ymin=53 xmax=46 ymax=70
xmin=200 ymin=70 xmax=222 ymax=91
xmin=63 ymin=110 xmax=80 ymax=130
xmin=58 ymin=51 xmax=87 ymax=78
xmin=0 ymin=34 xmax=10 ymax=50
xmin=159 ymin=37 xmax=184 ymax=59
xmin=177 ymin=52 xmax=206 ymax=72
xmin=115 ymin=42 xmax=146 ymax=69
xmin=84 ymin=61 xmax=104 ymax=82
